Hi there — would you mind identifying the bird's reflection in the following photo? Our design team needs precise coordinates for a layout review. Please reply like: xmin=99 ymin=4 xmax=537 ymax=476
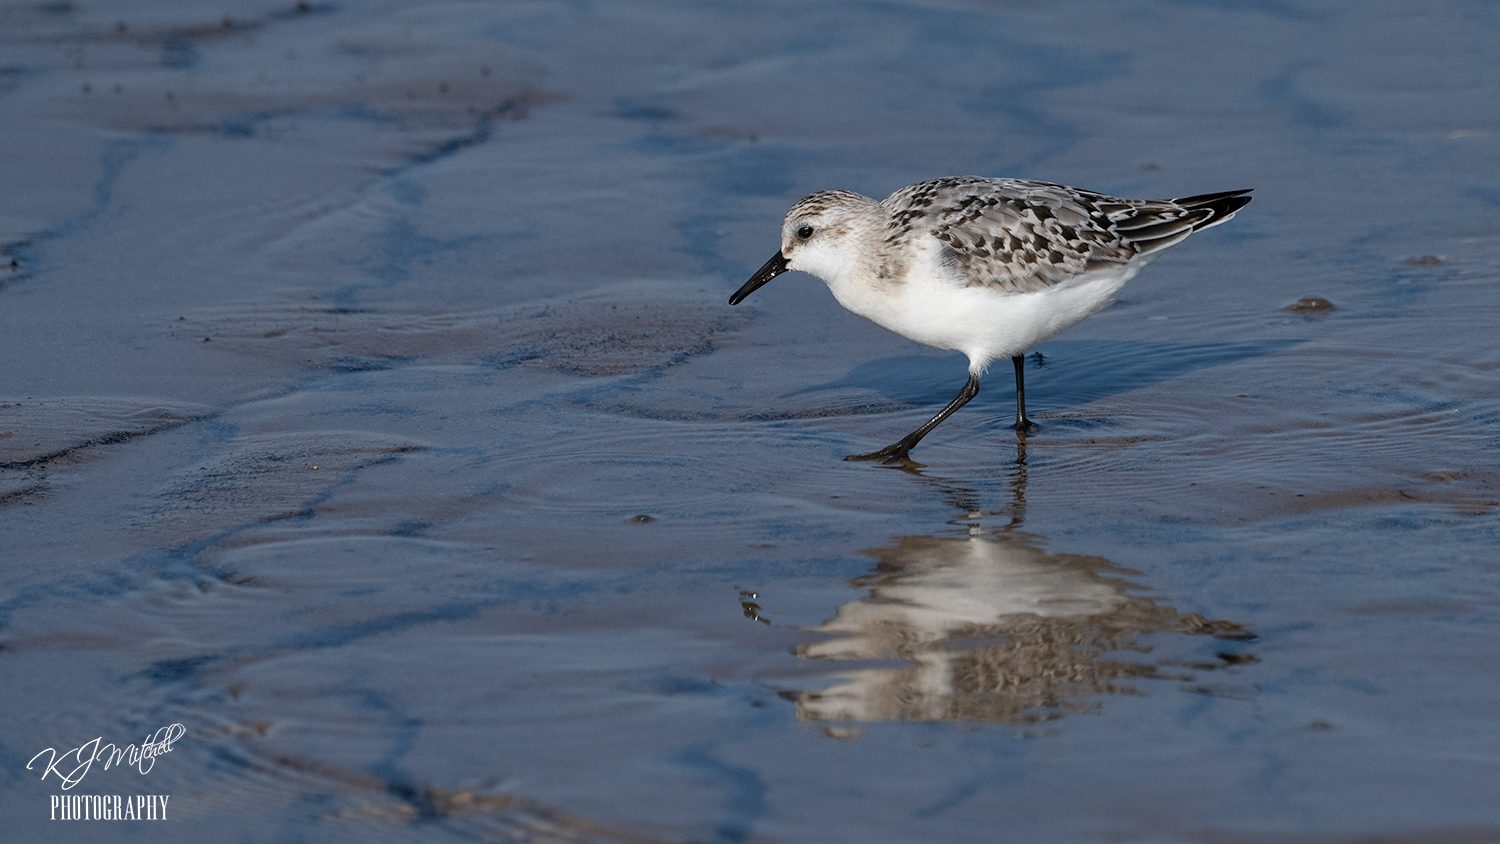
xmin=785 ymin=441 xmax=1253 ymax=725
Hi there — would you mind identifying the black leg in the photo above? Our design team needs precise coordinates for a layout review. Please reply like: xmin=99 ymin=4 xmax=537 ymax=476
xmin=847 ymin=373 xmax=981 ymax=463
xmin=1012 ymin=355 xmax=1036 ymax=433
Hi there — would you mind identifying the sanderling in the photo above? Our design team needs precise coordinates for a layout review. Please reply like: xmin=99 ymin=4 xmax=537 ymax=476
xmin=729 ymin=176 xmax=1251 ymax=462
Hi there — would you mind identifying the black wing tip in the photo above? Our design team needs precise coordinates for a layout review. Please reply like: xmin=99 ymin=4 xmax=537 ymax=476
xmin=1174 ymin=188 xmax=1252 ymax=232
xmin=1174 ymin=188 xmax=1254 ymax=206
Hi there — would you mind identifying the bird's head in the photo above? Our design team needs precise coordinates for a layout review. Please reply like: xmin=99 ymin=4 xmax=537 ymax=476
xmin=730 ymin=190 xmax=882 ymax=305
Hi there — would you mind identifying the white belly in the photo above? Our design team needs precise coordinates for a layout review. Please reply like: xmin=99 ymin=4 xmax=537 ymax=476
xmin=832 ymin=264 xmax=1142 ymax=373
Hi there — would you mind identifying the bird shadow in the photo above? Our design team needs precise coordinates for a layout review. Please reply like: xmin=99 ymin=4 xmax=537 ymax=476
xmin=785 ymin=339 xmax=1294 ymax=410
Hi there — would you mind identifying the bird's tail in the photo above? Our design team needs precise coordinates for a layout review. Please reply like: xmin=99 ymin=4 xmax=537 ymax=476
xmin=1114 ymin=188 xmax=1254 ymax=256
xmin=1172 ymin=188 xmax=1253 ymax=233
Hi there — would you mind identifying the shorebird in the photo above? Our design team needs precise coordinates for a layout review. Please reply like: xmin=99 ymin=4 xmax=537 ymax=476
xmin=729 ymin=176 xmax=1251 ymax=462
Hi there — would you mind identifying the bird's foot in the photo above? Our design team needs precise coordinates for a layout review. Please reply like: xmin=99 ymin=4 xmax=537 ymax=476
xmin=844 ymin=442 xmax=915 ymax=464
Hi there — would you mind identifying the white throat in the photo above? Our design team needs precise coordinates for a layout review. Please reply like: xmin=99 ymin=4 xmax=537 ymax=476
xmin=787 ymin=215 xmax=891 ymax=321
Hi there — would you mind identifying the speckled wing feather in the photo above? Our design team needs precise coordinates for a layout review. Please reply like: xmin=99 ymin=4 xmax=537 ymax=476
xmin=883 ymin=177 xmax=1249 ymax=293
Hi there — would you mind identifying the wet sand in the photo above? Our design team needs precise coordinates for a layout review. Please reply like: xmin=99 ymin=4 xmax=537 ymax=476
xmin=3 ymin=1 xmax=1500 ymax=841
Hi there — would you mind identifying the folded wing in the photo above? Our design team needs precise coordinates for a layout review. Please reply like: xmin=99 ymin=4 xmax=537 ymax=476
xmin=887 ymin=177 xmax=1251 ymax=294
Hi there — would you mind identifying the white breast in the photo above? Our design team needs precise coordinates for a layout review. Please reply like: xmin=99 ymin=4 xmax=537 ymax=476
xmin=823 ymin=237 xmax=1145 ymax=373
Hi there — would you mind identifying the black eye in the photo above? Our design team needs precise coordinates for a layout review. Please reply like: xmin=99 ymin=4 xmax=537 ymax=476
xmin=796 ymin=225 xmax=814 ymax=240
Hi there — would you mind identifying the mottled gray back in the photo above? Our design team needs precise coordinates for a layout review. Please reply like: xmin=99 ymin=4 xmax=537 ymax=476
xmin=881 ymin=177 xmax=1244 ymax=293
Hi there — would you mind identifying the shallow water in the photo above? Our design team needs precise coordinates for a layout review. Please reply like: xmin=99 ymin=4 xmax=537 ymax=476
xmin=3 ymin=0 xmax=1500 ymax=841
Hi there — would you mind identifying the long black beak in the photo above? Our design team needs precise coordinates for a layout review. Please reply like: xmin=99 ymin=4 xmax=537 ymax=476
xmin=729 ymin=252 xmax=789 ymax=305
